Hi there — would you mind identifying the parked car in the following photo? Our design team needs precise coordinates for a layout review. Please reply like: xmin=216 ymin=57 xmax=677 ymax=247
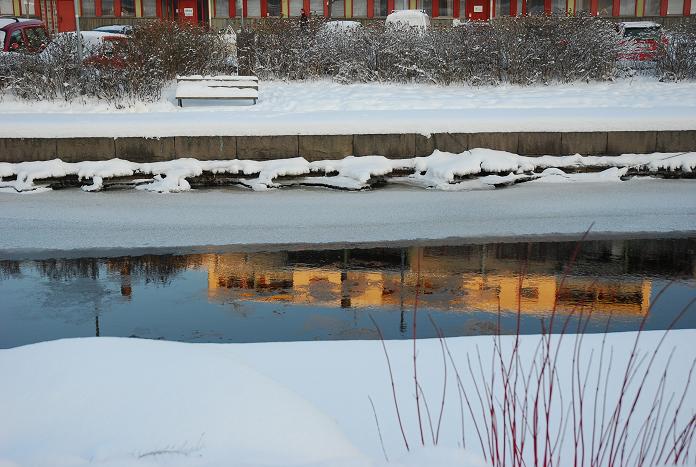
xmin=385 ymin=10 xmax=430 ymax=30
xmin=42 ymin=30 xmax=128 ymax=67
xmin=617 ymin=21 xmax=667 ymax=63
xmin=93 ymin=25 xmax=134 ymax=35
xmin=0 ymin=17 xmax=50 ymax=53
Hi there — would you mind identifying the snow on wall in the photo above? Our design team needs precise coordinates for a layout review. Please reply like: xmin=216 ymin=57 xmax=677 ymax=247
xmin=0 ymin=149 xmax=694 ymax=194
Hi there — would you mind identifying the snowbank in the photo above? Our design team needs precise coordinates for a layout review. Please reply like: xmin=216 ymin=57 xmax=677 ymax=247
xmin=1 ymin=80 xmax=695 ymax=137
xmin=1 ymin=330 xmax=694 ymax=466
xmin=1 ymin=150 xmax=694 ymax=193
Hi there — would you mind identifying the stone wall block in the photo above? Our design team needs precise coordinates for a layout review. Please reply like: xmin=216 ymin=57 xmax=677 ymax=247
xmin=174 ymin=136 xmax=236 ymax=160
xmin=354 ymin=134 xmax=415 ymax=159
xmin=114 ymin=137 xmax=176 ymax=162
xmin=0 ymin=138 xmax=57 ymax=162
xmin=518 ymin=132 xmax=563 ymax=155
xmin=237 ymin=136 xmax=299 ymax=160
xmin=56 ymin=138 xmax=115 ymax=162
xmin=607 ymin=132 xmax=657 ymax=155
xmin=299 ymin=135 xmax=353 ymax=161
xmin=468 ymin=133 xmax=519 ymax=153
xmin=656 ymin=131 xmax=696 ymax=153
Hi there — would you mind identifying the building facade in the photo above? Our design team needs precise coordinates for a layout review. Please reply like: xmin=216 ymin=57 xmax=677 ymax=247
xmin=0 ymin=0 xmax=692 ymax=34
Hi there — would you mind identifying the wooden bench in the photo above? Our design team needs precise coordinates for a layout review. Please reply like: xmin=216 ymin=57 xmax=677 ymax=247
xmin=175 ymin=75 xmax=259 ymax=107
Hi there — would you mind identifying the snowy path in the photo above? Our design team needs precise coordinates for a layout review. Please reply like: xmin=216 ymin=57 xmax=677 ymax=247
xmin=1 ymin=80 xmax=696 ymax=137
xmin=1 ymin=179 xmax=695 ymax=258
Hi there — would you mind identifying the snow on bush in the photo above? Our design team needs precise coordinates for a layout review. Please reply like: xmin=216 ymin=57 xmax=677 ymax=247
xmin=658 ymin=19 xmax=696 ymax=81
xmin=242 ymin=15 xmax=621 ymax=85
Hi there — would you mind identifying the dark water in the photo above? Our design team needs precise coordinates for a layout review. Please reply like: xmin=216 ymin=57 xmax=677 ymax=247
xmin=1 ymin=237 xmax=695 ymax=348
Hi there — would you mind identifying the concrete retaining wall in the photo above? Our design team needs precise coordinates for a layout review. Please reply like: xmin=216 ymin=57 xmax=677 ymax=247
xmin=1 ymin=131 xmax=695 ymax=163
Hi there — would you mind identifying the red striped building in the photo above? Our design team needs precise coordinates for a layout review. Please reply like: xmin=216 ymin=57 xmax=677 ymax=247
xmin=0 ymin=0 xmax=691 ymax=34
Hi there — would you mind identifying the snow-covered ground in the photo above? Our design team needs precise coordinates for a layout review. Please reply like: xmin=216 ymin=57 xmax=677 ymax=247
xmin=1 ymin=179 xmax=695 ymax=258
xmin=1 ymin=79 xmax=696 ymax=137
xmin=1 ymin=330 xmax=694 ymax=466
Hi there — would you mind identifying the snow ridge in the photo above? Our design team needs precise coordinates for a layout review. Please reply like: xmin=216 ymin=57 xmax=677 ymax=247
xmin=0 ymin=149 xmax=694 ymax=194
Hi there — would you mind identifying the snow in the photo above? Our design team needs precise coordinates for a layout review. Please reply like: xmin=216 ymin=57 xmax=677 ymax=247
xmin=2 ymin=79 xmax=695 ymax=137
xmin=619 ymin=21 xmax=661 ymax=29
xmin=386 ymin=10 xmax=431 ymax=29
xmin=0 ymin=178 xmax=694 ymax=257
xmin=0 ymin=330 xmax=693 ymax=466
xmin=1 ymin=150 xmax=694 ymax=193
xmin=175 ymin=81 xmax=259 ymax=99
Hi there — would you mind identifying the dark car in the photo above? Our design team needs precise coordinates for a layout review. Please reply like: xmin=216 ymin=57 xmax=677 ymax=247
xmin=0 ymin=17 xmax=50 ymax=53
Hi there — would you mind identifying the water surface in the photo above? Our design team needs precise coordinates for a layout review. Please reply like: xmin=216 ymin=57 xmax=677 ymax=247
xmin=1 ymin=237 xmax=695 ymax=348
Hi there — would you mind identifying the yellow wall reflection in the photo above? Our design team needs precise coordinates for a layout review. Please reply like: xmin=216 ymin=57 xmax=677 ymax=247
xmin=200 ymin=248 xmax=652 ymax=317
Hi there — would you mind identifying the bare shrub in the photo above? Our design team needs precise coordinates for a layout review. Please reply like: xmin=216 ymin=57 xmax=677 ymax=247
xmin=658 ymin=18 xmax=696 ymax=81
xmin=0 ymin=19 xmax=233 ymax=105
xmin=246 ymin=15 xmax=620 ymax=85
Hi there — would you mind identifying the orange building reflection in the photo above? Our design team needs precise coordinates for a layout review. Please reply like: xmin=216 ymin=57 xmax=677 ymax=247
xmin=200 ymin=247 xmax=653 ymax=317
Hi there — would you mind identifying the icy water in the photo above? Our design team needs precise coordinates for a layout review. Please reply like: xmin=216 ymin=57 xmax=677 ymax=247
xmin=1 ymin=237 xmax=695 ymax=348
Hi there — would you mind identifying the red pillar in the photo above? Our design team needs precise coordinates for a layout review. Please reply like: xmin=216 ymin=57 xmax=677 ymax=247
xmin=611 ymin=0 xmax=619 ymax=15
xmin=261 ymin=0 xmax=267 ymax=15
xmin=367 ymin=0 xmax=373 ymax=16
xmin=659 ymin=0 xmax=667 ymax=15
xmin=387 ymin=0 xmax=393 ymax=12
xmin=684 ymin=0 xmax=691 ymax=14
xmin=453 ymin=0 xmax=459 ymax=16
xmin=114 ymin=0 xmax=121 ymax=15
xmin=432 ymin=0 xmax=439 ymax=16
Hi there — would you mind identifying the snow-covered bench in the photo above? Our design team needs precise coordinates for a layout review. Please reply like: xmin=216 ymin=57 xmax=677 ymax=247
xmin=175 ymin=75 xmax=259 ymax=107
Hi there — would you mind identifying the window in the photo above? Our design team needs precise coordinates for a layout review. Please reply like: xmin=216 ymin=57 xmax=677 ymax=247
xmin=9 ymin=30 xmax=23 ymax=50
xmin=25 ymin=27 xmax=48 ymax=49
xmin=310 ymin=0 xmax=322 ymax=15
xmin=216 ymin=0 xmax=229 ymax=16
xmin=121 ymin=0 xmax=136 ymax=15
xmin=574 ymin=0 xmax=589 ymax=11
xmin=289 ymin=0 xmax=302 ymax=15
xmin=330 ymin=0 xmax=344 ymax=16
xmin=102 ymin=0 xmax=114 ymax=15
xmin=354 ymin=0 xmax=367 ymax=15
xmin=619 ymin=0 xmax=633 ymax=14
xmin=0 ymin=0 xmax=13 ymax=14
xmin=440 ymin=0 xmax=453 ymax=15
xmin=643 ymin=0 xmax=659 ymax=14
xmin=142 ymin=0 xmax=156 ymax=15
xmin=597 ymin=0 xmax=611 ymax=15
xmin=527 ymin=0 xmax=544 ymax=13
xmin=247 ymin=0 xmax=260 ymax=16
xmin=267 ymin=0 xmax=281 ymax=15
xmin=495 ymin=0 xmax=510 ymax=15
xmin=420 ymin=0 xmax=432 ymax=15
xmin=667 ymin=0 xmax=682 ymax=13
xmin=82 ymin=0 xmax=96 ymax=15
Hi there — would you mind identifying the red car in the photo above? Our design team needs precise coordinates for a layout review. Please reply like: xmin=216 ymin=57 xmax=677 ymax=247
xmin=0 ymin=17 xmax=50 ymax=52
xmin=617 ymin=21 xmax=668 ymax=63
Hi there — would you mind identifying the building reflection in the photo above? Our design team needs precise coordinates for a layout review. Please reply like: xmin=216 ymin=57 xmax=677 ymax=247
xmin=196 ymin=239 xmax=696 ymax=318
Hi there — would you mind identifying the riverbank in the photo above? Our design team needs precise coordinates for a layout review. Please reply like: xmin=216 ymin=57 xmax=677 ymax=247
xmin=1 ymin=330 xmax=694 ymax=466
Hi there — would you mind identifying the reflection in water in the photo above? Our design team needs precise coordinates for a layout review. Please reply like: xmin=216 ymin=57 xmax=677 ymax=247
xmin=1 ymin=238 xmax=695 ymax=347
